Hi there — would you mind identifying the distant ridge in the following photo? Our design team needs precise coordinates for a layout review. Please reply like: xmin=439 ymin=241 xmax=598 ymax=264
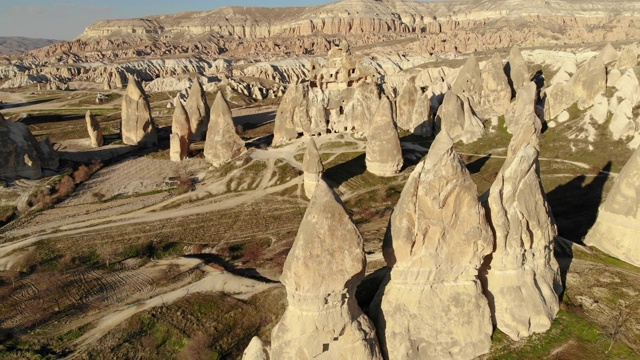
xmin=0 ymin=37 xmax=60 ymax=56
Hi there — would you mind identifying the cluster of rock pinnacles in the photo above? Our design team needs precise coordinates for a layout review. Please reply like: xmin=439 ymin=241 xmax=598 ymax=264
xmin=85 ymin=73 xmax=246 ymax=166
xmin=241 ymin=49 xmax=571 ymax=360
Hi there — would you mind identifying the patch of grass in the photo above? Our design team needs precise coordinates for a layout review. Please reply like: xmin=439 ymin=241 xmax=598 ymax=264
xmin=0 ymin=205 xmax=16 ymax=226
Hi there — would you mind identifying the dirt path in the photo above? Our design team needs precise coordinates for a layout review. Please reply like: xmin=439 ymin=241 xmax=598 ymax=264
xmin=68 ymin=264 xmax=278 ymax=358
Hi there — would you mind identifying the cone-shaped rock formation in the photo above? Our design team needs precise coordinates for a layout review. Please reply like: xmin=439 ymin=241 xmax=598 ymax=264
xmin=85 ymin=110 xmax=104 ymax=148
xmin=170 ymin=102 xmax=191 ymax=162
xmin=204 ymin=92 xmax=246 ymax=167
xmin=269 ymin=180 xmax=382 ymax=360
xmin=302 ymin=136 xmax=323 ymax=199
xmin=121 ymin=74 xmax=157 ymax=147
xmin=585 ymin=146 xmax=640 ymax=267
xmin=185 ymin=77 xmax=210 ymax=141
xmin=372 ymin=131 xmax=493 ymax=360
xmin=365 ymin=96 xmax=403 ymax=177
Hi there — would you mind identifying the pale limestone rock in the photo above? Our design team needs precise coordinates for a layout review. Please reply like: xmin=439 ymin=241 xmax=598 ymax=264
xmin=613 ymin=68 xmax=639 ymax=106
xmin=451 ymin=54 xmax=482 ymax=107
xmin=396 ymin=76 xmax=419 ymax=131
xmin=616 ymin=46 xmax=638 ymax=70
xmin=85 ymin=110 xmax=104 ymax=148
xmin=103 ymin=78 xmax=111 ymax=90
xmin=273 ymin=82 xmax=327 ymax=145
xmin=366 ymin=96 xmax=403 ymax=177
xmin=607 ymin=68 xmax=622 ymax=87
xmin=597 ymin=43 xmax=619 ymax=66
xmin=569 ymin=56 xmax=606 ymax=110
xmin=204 ymin=92 xmax=246 ymax=167
xmin=185 ymin=78 xmax=209 ymax=141
xmin=0 ymin=113 xmax=42 ymax=179
xmin=543 ymin=82 xmax=575 ymax=120
xmin=481 ymin=115 xmax=562 ymax=341
xmin=411 ymin=91 xmax=434 ymax=137
xmin=170 ymin=102 xmax=191 ymax=162
xmin=270 ymin=180 xmax=382 ymax=360
xmin=557 ymin=111 xmax=570 ymax=123
xmin=372 ymin=131 xmax=493 ymax=360
xmin=506 ymin=45 xmax=529 ymax=94
xmin=609 ymin=99 xmax=636 ymax=140
xmin=274 ymin=83 xmax=305 ymax=144
xmin=121 ymin=74 xmax=158 ymax=147
xmin=585 ymin=146 xmax=640 ymax=267
xmin=549 ymin=60 xmax=576 ymax=86
xmin=505 ymin=82 xmax=537 ymax=133
xmin=479 ymin=53 xmax=511 ymax=118
xmin=345 ymin=81 xmax=379 ymax=136
xmin=586 ymin=94 xmax=608 ymax=125
xmin=242 ymin=336 xmax=270 ymax=360
xmin=436 ymin=91 xmax=484 ymax=144
xmin=303 ymin=136 xmax=323 ymax=199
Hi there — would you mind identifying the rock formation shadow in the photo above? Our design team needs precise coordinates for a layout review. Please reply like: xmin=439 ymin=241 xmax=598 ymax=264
xmin=185 ymin=253 xmax=278 ymax=284
xmin=18 ymin=113 xmax=83 ymax=126
xmin=546 ymin=162 xmax=611 ymax=243
xmin=466 ymin=153 xmax=492 ymax=174
xmin=324 ymin=153 xmax=366 ymax=188
xmin=553 ymin=236 xmax=574 ymax=300
xmin=1 ymin=98 xmax=59 ymax=111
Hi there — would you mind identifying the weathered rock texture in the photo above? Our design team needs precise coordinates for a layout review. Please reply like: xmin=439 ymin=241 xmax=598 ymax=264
xmin=269 ymin=180 xmax=382 ymax=360
xmin=616 ymin=45 xmax=638 ymax=70
xmin=204 ymin=92 xmax=246 ymax=166
xmin=372 ymin=131 xmax=493 ymax=360
xmin=479 ymin=53 xmax=512 ymax=118
xmin=0 ymin=114 xmax=58 ymax=179
xmin=569 ymin=56 xmax=606 ymax=110
xmin=170 ymin=102 xmax=191 ymax=162
xmin=273 ymin=82 xmax=327 ymax=145
xmin=480 ymin=114 xmax=562 ymax=341
xmin=85 ymin=110 xmax=104 ymax=147
xmin=185 ymin=77 xmax=209 ymax=141
xmin=584 ymin=146 xmax=640 ymax=267
xmin=121 ymin=74 xmax=158 ymax=147
xmin=544 ymin=82 xmax=575 ymax=120
xmin=597 ymin=43 xmax=619 ymax=66
xmin=451 ymin=54 xmax=482 ymax=107
xmin=242 ymin=336 xmax=270 ymax=360
xmin=435 ymin=91 xmax=484 ymax=144
xmin=506 ymin=46 xmax=529 ymax=95
xmin=505 ymin=82 xmax=537 ymax=133
xmin=303 ymin=136 xmax=323 ymax=199
xmin=365 ymin=96 xmax=403 ymax=177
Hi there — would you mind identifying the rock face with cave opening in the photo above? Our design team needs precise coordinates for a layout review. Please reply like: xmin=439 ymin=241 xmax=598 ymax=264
xmin=480 ymin=111 xmax=562 ymax=341
xmin=268 ymin=180 xmax=382 ymax=360
xmin=121 ymin=74 xmax=158 ymax=147
xmin=584 ymin=145 xmax=640 ymax=267
xmin=371 ymin=131 xmax=493 ymax=360
xmin=203 ymin=92 xmax=246 ymax=167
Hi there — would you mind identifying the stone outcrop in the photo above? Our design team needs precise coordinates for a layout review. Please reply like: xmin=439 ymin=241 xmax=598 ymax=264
xmin=569 ymin=56 xmax=606 ymax=110
xmin=597 ymin=43 xmax=619 ymax=66
xmin=344 ymin=81 xmax=380 ymax=136
xmin=302 ymin=136 xmax=323 ymax=199
xmin=372 ymin=131 xmax=493 ymax=360
xmin=365 ymin=96 xmax=403 ymax=177
xmin=85 ymin=110 xmax=104 ymax=148
xmin=506 ymin=82 xmax=537 ymax=133
xmin=584 ymin=146 xmax=640 ymax=267
xmin=506 ymin=46 xmax=529 ymax=94
xmin=609 ymin=99 xmax=635 ymax=140
xmin=203 ymin=92 xmax=246 ymax=167
xmin=616 ymin=45 xmax=638 ymax=70
xmin=395 ymin=76 xmax=419 ymax=131
xmin=273 ymin=82 xmax=326 ymax=145
xmin=242 ymin=337 xmax=270 ymax=360
xmin=479 ymin=53 xmax=512 ymax=118
xmin=544 ymin=82 xmax=575 ymax=120
xmin=480 ymin=113 xmax=562 ymax=341
xmin=185 ymin=77 xmax=209 ymax=141
xmin=269 ymin=180 xmax=382 ymax=360
xmin=435 ymin=91 xmax=484 ymax=144
xmin=451 ymin=54 xmax=482 ymax=107
xmin=121 ymin=74 xmax=158 ymax=147
xmin=0 ymin=113 xmax=58 ymax=180
xmin=170 ymin=101 xmax=191 ymax=162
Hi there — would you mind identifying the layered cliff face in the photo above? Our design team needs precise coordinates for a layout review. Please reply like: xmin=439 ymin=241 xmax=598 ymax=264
xmin=23 ymin=0 xmax=640 ymax=65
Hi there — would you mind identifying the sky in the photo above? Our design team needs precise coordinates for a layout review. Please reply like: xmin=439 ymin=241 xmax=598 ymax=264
xmin=0 ymin=0 xmax=329 ymax=40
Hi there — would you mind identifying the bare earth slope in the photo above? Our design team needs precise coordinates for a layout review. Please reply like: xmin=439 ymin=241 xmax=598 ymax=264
xmin=0 ymin=37 xmax=59 ymax=56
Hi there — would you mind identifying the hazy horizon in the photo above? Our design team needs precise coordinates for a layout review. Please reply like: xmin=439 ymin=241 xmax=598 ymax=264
xmin=0 ymin=0 xmax=331 ymax=40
